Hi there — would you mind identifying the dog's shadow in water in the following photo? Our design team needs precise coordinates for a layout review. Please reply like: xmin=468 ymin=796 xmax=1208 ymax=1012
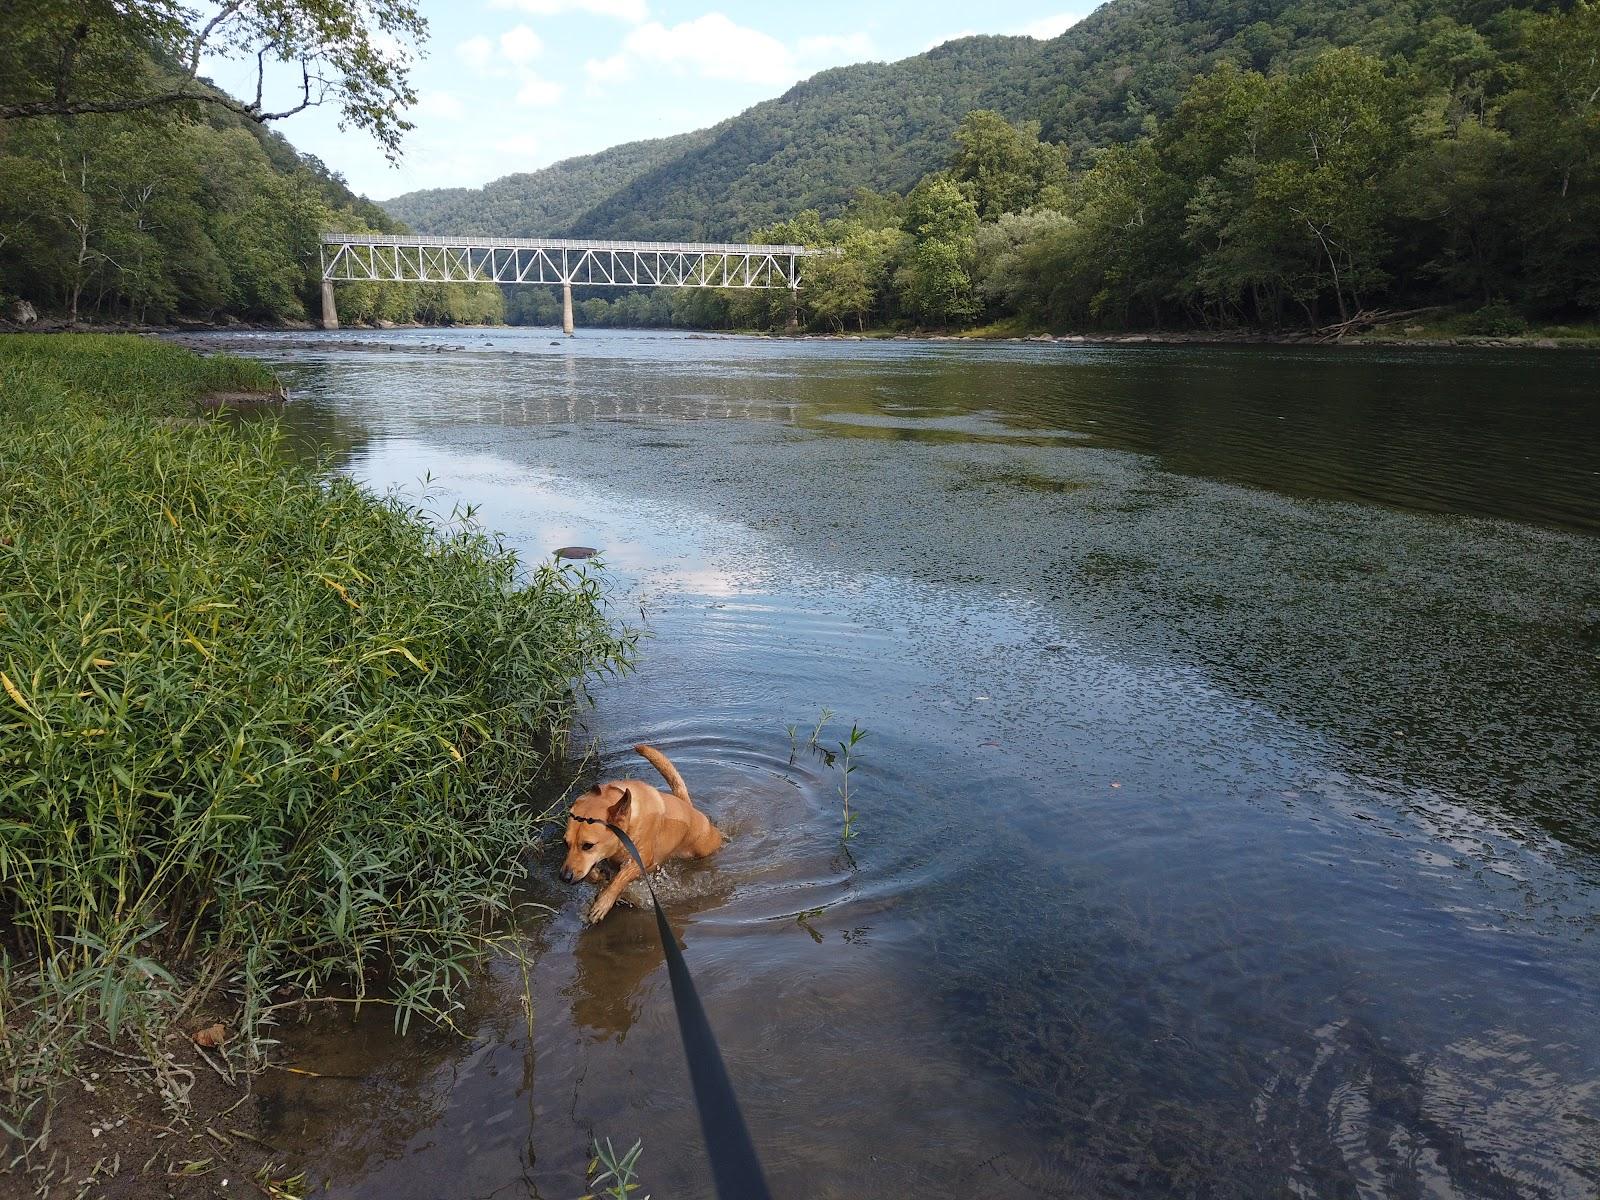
xmin=564 ymin=862 xmax=736 ymax=1043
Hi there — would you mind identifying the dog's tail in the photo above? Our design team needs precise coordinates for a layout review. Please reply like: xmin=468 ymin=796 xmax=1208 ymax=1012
xmin=634 ymin=744 xmax=691 ymax=804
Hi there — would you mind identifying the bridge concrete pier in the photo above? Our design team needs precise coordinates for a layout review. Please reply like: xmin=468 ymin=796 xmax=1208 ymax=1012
xmin=562 ymin=281 xmax=574 ymax=336
xmin=320 ymin=279 xmax=339 ymax=331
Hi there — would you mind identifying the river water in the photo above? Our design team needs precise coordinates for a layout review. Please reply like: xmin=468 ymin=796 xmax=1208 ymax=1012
xmin=215 ymin=328 xmax=1599 ymax=1198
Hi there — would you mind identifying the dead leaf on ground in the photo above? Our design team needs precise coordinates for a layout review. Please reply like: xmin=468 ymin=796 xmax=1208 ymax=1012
xmin=192 ymin=1023 xmax=227 ymax=1048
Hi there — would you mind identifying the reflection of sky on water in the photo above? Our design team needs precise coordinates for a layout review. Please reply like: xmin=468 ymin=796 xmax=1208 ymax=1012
xmin=238 ymin=328 xmax=1600 ymax=1199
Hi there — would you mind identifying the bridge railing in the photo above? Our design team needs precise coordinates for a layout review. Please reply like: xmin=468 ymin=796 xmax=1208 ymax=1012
xmin=321 ymin=231 xmax=819 ymax=256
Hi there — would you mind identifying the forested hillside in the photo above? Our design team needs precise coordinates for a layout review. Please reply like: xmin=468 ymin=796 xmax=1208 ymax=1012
xmin=501 ymin=0 xmax=1600 ymax=334
xmin=1024 ymin=0 xmax=1481 ymax=147
xmin=384 ymin=36 xmax=1041 ymax=238
xmin=381 ymin=128 xmax=712 ymax=236
xmin=570 ymin=37 xmax=1042 ymax=239
xmin=383 ymin=0 xmax=1580 ymax=244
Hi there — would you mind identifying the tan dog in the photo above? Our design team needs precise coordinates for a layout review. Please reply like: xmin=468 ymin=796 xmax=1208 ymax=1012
xmin=561 ymin=745 xmax=725 ymax=925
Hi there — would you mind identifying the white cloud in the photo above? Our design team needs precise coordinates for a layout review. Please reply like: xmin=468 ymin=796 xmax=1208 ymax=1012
xmin=925 ymin=29 xmax=978 ymax=50
xmin=1016 ymin=12 xmax=1084 ymax=40
xmin=584 ymin=53 xmax=633 ymax=83
xmin=796 ymin=32 xmax=876 ymax=61
xmin=580 ymin=14 xmax=877 ymax=92
xmin=417 ymin=91 xmax=465 ymax=119
xmin=514 ymin=73 xmax=564 ymax=106
xmin=616 ymin=13 xmax=794 ymax=85
xmin=499 ymin=25 xmax=545 ymax=66
xmin=456 ymin=36 xmax=494 ymax=69
xmin=488 ymin=0 xmax=649 ymax=21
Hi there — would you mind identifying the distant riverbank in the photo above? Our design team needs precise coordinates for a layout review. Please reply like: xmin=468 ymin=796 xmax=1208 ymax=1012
xmin=10 ymin=312 xmax=1599 ymax=351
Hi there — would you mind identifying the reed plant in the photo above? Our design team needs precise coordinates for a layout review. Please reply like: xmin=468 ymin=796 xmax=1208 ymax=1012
xmin=0 ymin=335 xmax=632 ymax=1145
xmin=836 ymin=723 xmax=866 ymax=841
xmin=585 ymin=1137 xmax=648 ymax=1200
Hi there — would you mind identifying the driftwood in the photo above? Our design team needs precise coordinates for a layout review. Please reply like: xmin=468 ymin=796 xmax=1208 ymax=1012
xmin=1313 ymin=306 xmax=1446 ymax=343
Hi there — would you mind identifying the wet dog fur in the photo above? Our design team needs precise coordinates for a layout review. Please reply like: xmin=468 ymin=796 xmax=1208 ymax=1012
xmin=561 ymin=745 xmax=725 ymax=924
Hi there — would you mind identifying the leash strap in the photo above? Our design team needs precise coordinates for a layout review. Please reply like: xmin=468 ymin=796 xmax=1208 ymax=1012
xmin=579 ymin=816 xmax=774 ymax=1200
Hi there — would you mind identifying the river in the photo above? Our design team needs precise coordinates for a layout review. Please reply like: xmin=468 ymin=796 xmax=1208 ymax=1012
xmin=208 ymin=328 xmax=1600 ymax=1198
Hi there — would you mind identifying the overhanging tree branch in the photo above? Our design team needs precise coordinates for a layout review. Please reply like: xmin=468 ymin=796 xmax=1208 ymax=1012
xmin=0 ymin=81 xmax=314 ymax=123
xmin=0 ymin=0 xmax=424 ymax=159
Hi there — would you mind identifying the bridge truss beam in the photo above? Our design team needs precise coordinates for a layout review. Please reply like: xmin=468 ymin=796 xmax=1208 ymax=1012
xmin=319 ymin=233 xmax=817 ymax=291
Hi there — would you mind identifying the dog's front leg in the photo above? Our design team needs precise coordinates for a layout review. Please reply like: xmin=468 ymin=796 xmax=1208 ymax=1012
xmin=586 ymin=859 xmax=642 ymax=925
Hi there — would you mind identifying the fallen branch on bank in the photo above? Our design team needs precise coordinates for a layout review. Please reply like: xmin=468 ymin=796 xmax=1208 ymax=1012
xmin=1313 ymin=306 xmax=1447 ymax=342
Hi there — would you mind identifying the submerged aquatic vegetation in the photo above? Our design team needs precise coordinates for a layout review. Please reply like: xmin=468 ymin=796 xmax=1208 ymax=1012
xmin=0 ymin=334 xmax=632 ymax=1145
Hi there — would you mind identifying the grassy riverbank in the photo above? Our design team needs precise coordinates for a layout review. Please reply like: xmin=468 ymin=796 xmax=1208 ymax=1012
xmin=0 ymin=336 xmax=631 ymax=1175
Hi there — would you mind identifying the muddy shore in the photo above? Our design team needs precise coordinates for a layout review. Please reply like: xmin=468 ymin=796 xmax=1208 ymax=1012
xmin=7 ymin=1023 xmax=299 ymax=1200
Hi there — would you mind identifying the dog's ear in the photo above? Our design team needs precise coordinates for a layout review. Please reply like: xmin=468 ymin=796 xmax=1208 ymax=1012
xmin=605 ymin=787 xmax=632 ymax=826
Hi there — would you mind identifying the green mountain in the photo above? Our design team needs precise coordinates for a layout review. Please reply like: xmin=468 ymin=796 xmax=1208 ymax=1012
xmin=1025 ymin=0 xmax=1508 ymax=148
xmin=380 ymin=128 xmax=712 ymax=235
xmin=379 ymin=0 xmax=1557 ymax=242
xmin=567 ymin=36 xmax=1041 ymax=240
xmin=381 ymin=35 xmax=1041 ymax=239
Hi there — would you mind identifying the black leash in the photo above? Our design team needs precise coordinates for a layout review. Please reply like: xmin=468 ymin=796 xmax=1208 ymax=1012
xmin=574 ymin=815 xmax=773 ymax=1200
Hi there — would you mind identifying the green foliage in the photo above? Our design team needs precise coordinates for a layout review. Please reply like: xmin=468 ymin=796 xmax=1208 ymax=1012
xmin=388 ymin=37 xmax=1043 ymax=241
xmin=410 ymin=0 xmax=1596 ymax=334
xmin=0 ymin=0 xmax=425 ymax=158
xmin=974 ymin=209 xmax=1074 ymax=316
xmin=893 ymin=176 xmax=978 ymax=327
xmin=1142 ymin=49 xmax=1417 ymax=326
xmin=0 ymin=335 xmax=631 ymax=1082
xmin=505 ymin=286 xmax=709 ymax=330
xmin=382 ymin=131 xmax=713 ymax=235
xmin=0 ymin=106 xmax=501 ymax=325
xmin=782 ymin=5 xmax=1600 ymax=334
xmin=950 ymin=110 xmax=1069 ymax=218
xmin=387 ymin=0 xmax=1564 ymax=247
xmin=1502 ymin=0 xmax=1600 ymax=312
xmin=585 ymin=1138 xmax=648 ymax=1200
xmin=1463 ymin=300 xmax=1529 ymax=335
xmin=805 ymin=223 xmax=907 ymax=332
xmin=836 ymin=723 xmax=867 ymax=841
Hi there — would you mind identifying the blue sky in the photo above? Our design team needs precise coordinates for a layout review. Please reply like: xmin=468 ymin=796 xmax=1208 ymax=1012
xmin=206 ymin=1 xmax=1098 ymax=200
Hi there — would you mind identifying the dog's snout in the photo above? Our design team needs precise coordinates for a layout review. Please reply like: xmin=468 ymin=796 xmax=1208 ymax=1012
xmin=560 ymin=866 xmax=576 ymax=883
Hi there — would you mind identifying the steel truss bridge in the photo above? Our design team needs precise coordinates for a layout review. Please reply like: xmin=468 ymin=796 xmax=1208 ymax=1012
xmin=317 ymin=232 xmax=822 ymax=333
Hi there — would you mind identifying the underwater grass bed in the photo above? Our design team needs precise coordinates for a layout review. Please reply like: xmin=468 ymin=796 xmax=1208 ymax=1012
xmin=0 ymin=334 xmax=631 ymax=1146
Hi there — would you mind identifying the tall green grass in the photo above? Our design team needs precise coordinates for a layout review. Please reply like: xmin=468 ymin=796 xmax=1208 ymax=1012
xmin=0 ymin=332 xmax=282 ymax=417
xmin=0 ymin=335 xmax=631 ymax=1145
